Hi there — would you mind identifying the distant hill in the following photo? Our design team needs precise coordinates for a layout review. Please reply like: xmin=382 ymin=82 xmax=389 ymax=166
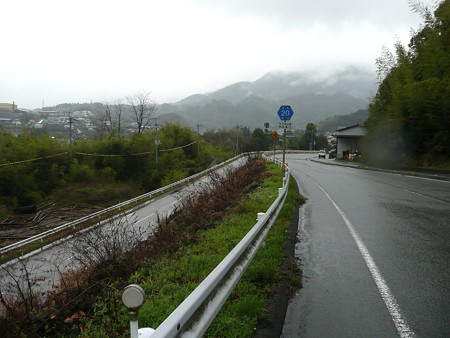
xmin=39 ymin=66 xmax=376 ymax=131
xmin=318 ymin=109 xmax=369 ymax=132
xmin=157 ymin=66 xmax=375 ymax=129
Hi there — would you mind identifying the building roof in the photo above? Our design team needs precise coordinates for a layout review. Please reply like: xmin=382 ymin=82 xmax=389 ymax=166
xmin=335 ymin=124 xmax=366 ymax=137
xmin=336 ymin=124 xmax=365 ymax=132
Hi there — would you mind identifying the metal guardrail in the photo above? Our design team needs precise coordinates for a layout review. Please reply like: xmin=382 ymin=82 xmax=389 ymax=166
xmin=136 ymin=156 xmax=290 ymax=337
xmin=0 ymin=153 xmax=256 ymax=256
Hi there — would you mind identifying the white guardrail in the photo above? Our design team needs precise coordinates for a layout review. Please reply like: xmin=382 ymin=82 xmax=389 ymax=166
xmin=0 ymin=153 xmax=260 ymax=257
xmin=125 ymin=154 xmax=290 ymax=338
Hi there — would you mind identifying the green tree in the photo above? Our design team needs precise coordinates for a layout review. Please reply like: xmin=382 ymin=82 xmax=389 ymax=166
xmin=0 ymin=125 xmax=239 ymax=213
xmin=249 ymin=128 xmax=271 ymax=151
xmin=366 ymin=0 xmax=449 ymax=166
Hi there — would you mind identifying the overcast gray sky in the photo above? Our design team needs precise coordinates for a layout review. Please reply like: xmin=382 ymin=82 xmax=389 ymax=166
xmin=0 ymin=0 xmax=438 ymax=109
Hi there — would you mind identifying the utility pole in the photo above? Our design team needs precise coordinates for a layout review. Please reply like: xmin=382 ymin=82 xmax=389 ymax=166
xmin=196 ymin=121 xmax=202 ymax=157
xmin=152 ymin=118 xmax=160 ymax=164
xmin=68 ymin=114 xmax=78 ymax=165
xmin=235 ymin=124 xmax=240 ymax=156
xmin=310 ymin=129 xmax=316 ymax=150
xmin=69 ymin=117 xmax=72 ymax=163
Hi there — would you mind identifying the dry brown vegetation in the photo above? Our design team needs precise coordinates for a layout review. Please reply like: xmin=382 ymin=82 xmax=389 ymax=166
xmin=0 ymin=155 xmax=269 ymax=337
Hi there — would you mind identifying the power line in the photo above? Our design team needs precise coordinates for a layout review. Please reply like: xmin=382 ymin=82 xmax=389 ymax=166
xmin=0 ymin=140 xmax=199 ymax=166
xmin=0 ymin=152 xmax=68 ymax=167
xmin=76 ymin=141 xmax=198 ymax=157
xmin=159 ymin=141 xmax=197 ymax=152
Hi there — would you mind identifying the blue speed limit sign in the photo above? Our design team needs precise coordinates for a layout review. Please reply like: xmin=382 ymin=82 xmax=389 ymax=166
xmin=277 ymin=105 xmax=294 ymax=121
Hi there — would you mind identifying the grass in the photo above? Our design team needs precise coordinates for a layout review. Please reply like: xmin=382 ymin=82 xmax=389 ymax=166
xmin=79 ymin=162 xmax=301 ymax=337
xmin=0 ymin=158 xmax=236 ymax=263
xmin=0 ymin=159 xmax=303 ymax=337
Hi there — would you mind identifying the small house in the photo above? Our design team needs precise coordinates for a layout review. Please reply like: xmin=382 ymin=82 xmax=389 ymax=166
xmin=335 ymin=124 xmax=366 ymax=159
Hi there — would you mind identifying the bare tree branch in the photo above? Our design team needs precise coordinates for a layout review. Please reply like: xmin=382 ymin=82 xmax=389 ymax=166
xmin=127 ymin=92 xmax=156 ymax=134
xmin=375 ymin=45 xmax=397 ymax=82
xmin=104 ymin=102 xmax=114 ymax=135
xmin=408 ymin=0 xmax=434 ymax=23
xmin=127 ymin=91 xmax=157 ymax=134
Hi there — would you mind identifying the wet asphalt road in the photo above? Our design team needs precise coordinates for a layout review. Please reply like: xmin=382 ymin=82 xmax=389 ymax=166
xmin=281 ymin=154 xmax=450 ymax=338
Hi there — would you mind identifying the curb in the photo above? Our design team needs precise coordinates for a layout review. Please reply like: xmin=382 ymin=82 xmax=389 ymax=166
xmin=310 ymin=158 xmax=450 ymax=182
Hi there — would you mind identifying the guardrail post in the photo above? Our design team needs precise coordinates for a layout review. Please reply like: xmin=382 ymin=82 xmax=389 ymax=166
xmin=256 ymin=211 xmax=266 ymax=247
xmin=257 ymin=212 xmax=265 ymax=221
xmin=278 ymin=188 xmax=283 ymax=196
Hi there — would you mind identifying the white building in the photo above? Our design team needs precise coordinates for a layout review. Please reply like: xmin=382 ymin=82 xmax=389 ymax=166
xmin=335 ymin=124 xmax=366 ymax=159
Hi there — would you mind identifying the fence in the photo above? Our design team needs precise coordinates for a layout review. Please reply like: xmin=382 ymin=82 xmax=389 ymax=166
xmin=124 ymin=155 xmax=290 ymax=337
xmin=0 ymin=153 xmax=254 ymax=257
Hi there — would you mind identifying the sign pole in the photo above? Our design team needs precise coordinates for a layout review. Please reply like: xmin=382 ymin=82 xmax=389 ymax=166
xmin=271 ymin=130 xmax=279 ymax=163
xmin=282 ymin=127 xmax=286 ymax=177
xmin=276 ymin=105 xmax=294 ymax=178
xmin=273 ymin=139 xmax=276 ymax=162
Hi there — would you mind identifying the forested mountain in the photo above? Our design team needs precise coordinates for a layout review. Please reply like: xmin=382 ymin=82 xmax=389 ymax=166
xmin=38 ymin=67 xmax=375 ymax=131
xmin=157 ymin=66 xmax=375 ymax=129
xmin=318 ymin=109 xmax=369 ymax=132
xmin=180 ymin=66 xmax=375 ymax=105
xmin=366 ymin=0 xmax=449 ymax=166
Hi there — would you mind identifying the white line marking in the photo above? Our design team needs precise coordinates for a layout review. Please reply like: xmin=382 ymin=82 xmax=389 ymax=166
xmin=317 ymin=185 xmax=415 ymax=338
xmin=135 ymin=200 xmax=179 ymax=225
xmin=408 ymin=190 xmax=449 ymax=205
xmin=135 ymin=213 xmax=156 ymax=224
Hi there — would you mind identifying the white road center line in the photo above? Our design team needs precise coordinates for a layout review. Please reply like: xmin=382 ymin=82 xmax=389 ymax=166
xmin=317 ymin=184 xmax=415 ymax=338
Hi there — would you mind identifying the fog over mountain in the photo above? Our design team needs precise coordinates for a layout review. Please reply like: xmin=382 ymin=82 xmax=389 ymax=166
xmin=157 ymin=66 xmax=377 ymax=130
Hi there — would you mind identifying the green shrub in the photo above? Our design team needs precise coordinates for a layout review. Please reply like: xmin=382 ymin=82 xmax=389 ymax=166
xmin=99 ymin=167 xmax=117 ymax=181
xmin=70 ymin=159 xmax=95 ymax=182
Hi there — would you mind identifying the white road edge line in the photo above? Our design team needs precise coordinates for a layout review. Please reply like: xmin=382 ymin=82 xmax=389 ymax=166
xmin=135 ymin=212 xmax=156 ymax=224
xmin=135 ymin=200 xmax=180 ymax=225
xmin=346 ymin=166 xmax=450 ymax=183
xmin=317 ymin=185 xmax=415 ymax=338
xmin=408 ymin=190 xmax=449 ymax=205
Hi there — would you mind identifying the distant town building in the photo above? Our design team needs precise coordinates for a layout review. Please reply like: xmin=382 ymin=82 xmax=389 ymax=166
xmin=0 ymin=102 xmax=16 ymax=112
xmin=0 ymin=117 xmax=12 ymax=125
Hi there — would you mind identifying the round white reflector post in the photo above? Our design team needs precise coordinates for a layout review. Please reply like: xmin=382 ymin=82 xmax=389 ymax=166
xmin=122 ymin=284 xmax=147 ymax=338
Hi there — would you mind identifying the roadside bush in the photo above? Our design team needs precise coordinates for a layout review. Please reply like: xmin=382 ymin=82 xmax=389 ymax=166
xmin=70 ymin=159 xmax=95 ymax=182
xmin=99 ymin=166 xmax=117 ymax=181
xmin=0 ymin=157 xmax=298 ymax=337
xmin=161 ymin=169 xmax=188 ymax=186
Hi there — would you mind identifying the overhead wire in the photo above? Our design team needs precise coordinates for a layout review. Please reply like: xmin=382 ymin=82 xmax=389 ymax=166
xmin=0 ymin=141 xmax=198 ymax=165
xmin=0 ymin=152 xmax=68 ymax=167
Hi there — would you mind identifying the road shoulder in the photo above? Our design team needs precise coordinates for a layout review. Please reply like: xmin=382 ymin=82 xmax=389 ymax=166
xmin=253 ymin=181 xmax=302 ymax=337
xmin=310 ymin=158 xmax=450 ymax=181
